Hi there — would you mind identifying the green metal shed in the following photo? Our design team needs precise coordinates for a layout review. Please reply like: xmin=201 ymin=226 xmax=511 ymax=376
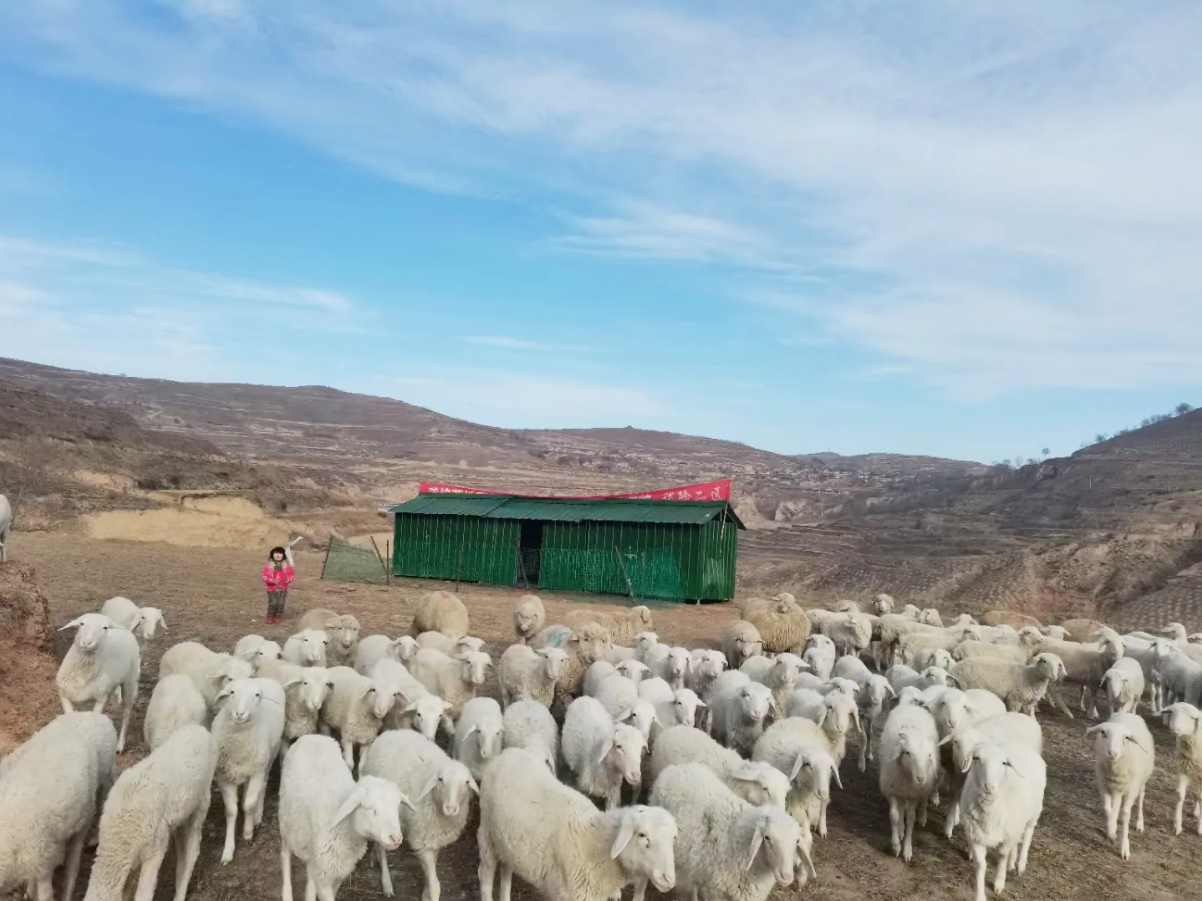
xmin=387 ymin=494 xmax=744 ymax=602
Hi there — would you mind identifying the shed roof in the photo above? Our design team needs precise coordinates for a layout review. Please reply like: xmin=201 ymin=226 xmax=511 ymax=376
xmin=388 ymin=494 xmax=745 ymax=529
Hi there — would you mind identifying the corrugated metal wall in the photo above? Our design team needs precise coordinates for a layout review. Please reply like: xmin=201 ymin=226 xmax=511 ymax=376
xmin=392 ymin=514 xmax=519 ymax=584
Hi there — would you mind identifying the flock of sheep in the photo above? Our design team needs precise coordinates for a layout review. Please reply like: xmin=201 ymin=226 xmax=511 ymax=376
xmin=3 ymin=586 xmax=1202 ymax=901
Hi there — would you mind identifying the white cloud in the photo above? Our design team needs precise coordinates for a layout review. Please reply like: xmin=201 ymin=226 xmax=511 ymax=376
xmin=462 ymin=335 xmax=545 ymax=351
xmin=2 ymin=2 xmax=1202 ymax=396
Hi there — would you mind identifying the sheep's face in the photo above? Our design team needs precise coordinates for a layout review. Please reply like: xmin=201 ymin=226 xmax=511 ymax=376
xmin=615 ymin=659 xmax=650 ymax=683
xmin=748 ymin=811 xmax=801 ymax=886
xmin=927 ymin=649 xmax=954 ymax=671
xmin=618 ymin=702 xmax=658 ymax=742
xmin=342 ymin=776 xmax=406 ymax=851
xmin=515 ymin=600 xmax=544 ymax=638
xmin=789 ymin=747 xmax=839 ymax=801
xmin=966 ymin=745 xmax=1019 ymax=797
xmin=1101 ymin=634 xmax=1126 ymax=659
xmin=297 ymin=630 xmax=329 ymax=665
xmin=458 ymin=651 xmax=492 ymax=686
xmin=572 ymin=627 xmax=612 ymax=665
xmin=635 ymin=606 xmax=654 ymax=627
xmin=365 ymin=681 xmax=401 ymax=719
xmin=1165 ymin=702 xmax=1202 ymax=737
xmin=773 ymin=654 xmax=807 ymax=686
xmin=632 ymin=632 xmax=659 ymax=657
xmin=872 ymin=596 xmax=894 ymax=616
xmin=895 ymin=730 xmax=935 ymax=775
xmin=253 ymin=641 xmax=282 ymax=668
xmin=691 ymin=651 xmax=725 ymax=682
xmin=740 ymin=684 xmax=772 ymax=723
xmin=611 ymin=807 xmax=677 ymax=894
xmin=217 ymin=679 xmax=264 ymax=725
xmin=671 ymin=689 xmax=704 ymax=727
xmin=1088 ymin=723 xmax=1143 ymax=763
xmin=732 ymin=761 xmax=790 ymax=809
xmin=137 ymin=608 xmax=167 ymax=641
xmin=298 ymin=668 xmax=331 ymax=712
xmin=1017 ymin=626 xmax=1044 ymax=647
xmin=930 ymin=690 xmax=969 ymax=735
xmin=919 ymin=666 xmax=951 ymax=687
xmin=836 ymin=600 xmax=859 ymax=614
xmin=948 ymin=731 xmax=981 ymax=773
xmin=806 ymin=634 xmax=835 ymax=652
xmin=1032 ymin=653 xmax=1067 ymax=682
xmin=420 ymin=762 xmax=479 ymax=818
xmin=61 ymin=613 xmax=115 ymax=653
xmin=475 ymin=719 xmax=504 ymax=760
xmin=332 ymin=617 xmax=361 ymax=651
xmin=826 ymin=678 xmax=860 ymax=699
xmin=665 ymin=647 xmax=691 ymax=684
xmin=394 ymin=636 xmax=419 ymax=663
xmin=862 ymin=676 xmax=893 ymax=711
xmin=822 ymin=694 xmax=860 ymax=738
xmin=404 ymin=696 xmax=453 ymax=741
xmin=603 ymin=725 xmax=646 ymax=786
xmin=538 ymin=648 xmax=570 ymax=681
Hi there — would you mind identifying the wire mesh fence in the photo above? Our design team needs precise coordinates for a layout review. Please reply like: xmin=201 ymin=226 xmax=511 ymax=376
xmin=321 ymin=537 xmax=389 ymax=584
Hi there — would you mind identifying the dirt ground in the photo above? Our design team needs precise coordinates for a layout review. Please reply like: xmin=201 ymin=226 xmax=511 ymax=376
xmin=6 ymin=531 xmax=1200 ymax=901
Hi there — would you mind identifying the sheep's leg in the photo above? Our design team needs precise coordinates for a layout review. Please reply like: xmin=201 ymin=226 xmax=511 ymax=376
xmin=60 ymin=695 xmax=74 ymax=715
xmin=279 ymin=847 xmax=294 ymax=901
xmin=993 ymin=846 xmax=1011 ymax=894
xmin=243 ymin=772 xmax=266 ymax=841
xmin=91 ymin=693 xmax=108 ymax=714
xmin=1102 ymin=792 xmax=1117 ymax=841
xmin=858 ymin=735 xmax=868 ymax=773
xmin=340 ymin=738 xmax=355 ymax=769
xmin=132 ymin=841 xmax=168 ymax=901
xmin=416 ymin=848 xmax=441 ymax=901
xmin=918 ymin=796 xmax=928 ymax=827
xmin=377 ymin=843 xmax=394 ymax=897
xmin=1118 ymin=793 xmax=1134 ymax=860
xmin=819 ymin=798 xmax=829 ymax=837
xmin=1136 ymin=787 xmax=1146 ymax=833
xmin=218 ymin=780 xmax=240 ymax=864
xmin=970 ymin=843 xmax=987 ymax=901
xmin=1050 ymin=690 xmax=1075 ymax=719
xmin=117 ymin=680 xmax=136 ymax=754
xmin=315 ymin=882 xmax=337 ymax=901
xmin=944 ymin=794 xmax=960 ymax=840
xmin=34 ymin=875 xmax=53 ymax=901
xmin=888 ymin=798 xmax=903 ymax=857
xmin=1016 ymin=819 xmax=1036 ymax=875
xmin=59 ymin=829 xmax=86 ymax=901
xmin=478 ymin=828 xmax=498 ymax=901
xmin=902 ymin=802 xmax=916 ymax=862
xmin=1175 ymin=774 xmax=1188 ymax=835
xmin=497 ymin=863 xmax=513 ymax=901
xmin=172 ymin=809 xmax=205 ymax=901
xmin=304 ymin=876 xmax=317 ymax=901
xmin=631 ymin=879 xmax=649 ymax=901
xmin=606 ymin=786 xmax=621 ymax=811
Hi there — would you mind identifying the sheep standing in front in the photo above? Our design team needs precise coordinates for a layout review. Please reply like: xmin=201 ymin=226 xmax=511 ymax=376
xmin=708 ymin=672 xmax=774 ymax=755
xmin=360 ymin=729 xmax=478 ymax=901
xmin=278 ymin=734 xmax=411 ymax=901
xmin=514 ymin=593 xmax=546 ymax=643
xmin=453 ymin=696 xmax=505 ymax=782
xmin=878 ymin=703 xmax=941 ymax=862
xmin=233 ymin=635 xmax=283 ymax=671
xmin=562 ymin=696 xmax=646 ymax=810
xmin=255 ymin=659 xmax=332 ymax=756
xmin=501 ymin=700 xmax=560 ymax=775
xmin=959 ymin=742 xmax=1047 ymax=901
xmin=752 ymin=723 xmax=843 ymax=835
xmin=1163 ymin=702 xmax=1202 ymax=835
xmin=0 ymin=712 xmax=117 ymax=901
xmin=211 ymin=677 xmax=286 ymax=864
xmin=564 ymin=605 xmax=654 ymax=647
xmin=722 ymin=620 xmax=765 ymax=669
xmin=554 ymin=623 xmax=614 ymax=715
xmin=948 ymin=653 xmax=1068 ymax=716
xmin=82 ymin=723 xmax=216 ymax=901
xmin=476 ymin=747 xmax=679 ymax=901
xmin=143 ymin=673 xmax=209 ymax=751
xmin=321 ymin=666 xmax=402 ymax=769
xmin=159 ymin=641 xmax=254 ymax=711
xmin=647 ymin=763 xmax=805 ymax=901
xmin=354 ymin=635 xmax=418 ymax=675
xmin=1028 ymin=633 xmax=1124 ymax=718
xmin=281 ymin=629 xmax=332 ymax=667
xmin=1101 ymin=658 xmax=1147 ymax=716
xmin=298 ymin=609 xmax=362 ymax=668
xmin=649 ymin=724 xmax=791 ymax=810
xmin=98 ymin=596 xmax=167 ymax=650
xmin=498 ymin=643 xmax=569 ymax=708
xmin=743 ymin=597 xmax=812 ymax=654
xmin=803 ymin=635 xmax=837 ymax=681
xmin=56 ymin=613 xmax=141 ymax=752
xmin=408 ymin=647 xmax=492 ymax=718
xmin=1086 ymin=713 xmax=1155 ymax=859
xmin=409 ymin=590 xmax=470 ymax=639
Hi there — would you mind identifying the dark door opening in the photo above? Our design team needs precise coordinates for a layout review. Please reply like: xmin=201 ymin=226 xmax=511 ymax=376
xmin=518 ymin=521 xmax=544 ymax=587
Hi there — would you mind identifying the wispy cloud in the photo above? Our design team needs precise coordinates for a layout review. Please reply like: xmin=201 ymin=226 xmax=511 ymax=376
xmin=462 ymin=335 xmax=545 ymax=351
xmin=2 ymin=2 xmax=1202 ymax=397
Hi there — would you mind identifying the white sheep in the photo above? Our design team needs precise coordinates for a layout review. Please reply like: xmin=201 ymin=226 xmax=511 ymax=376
xmin=751 ymin=724 xmax=843 ymax=835
xmin=82 ymin=723 xmax=216 ymax=901
xmin=255 ymin=659 xmax=332 ymax=755
xmin=562 ymin=696 xmax=646 ymax=810
xmin=0 ymin=492 xmax=10 ymax=563
xmin=913 ymin=646 xmax=956 ymax=671
xmin=1101 ymin=658 xmax=1147 ymax=716
xmin=410 ymin=590 xmax=470 ymax=638
xmin=143 ymin=673 xmax=209 ymax=751
xmin=414 ymin=630 xmax=486 ymax=657
xmin=370 ymin=658 xmax=454 ymax=742
xmin=1159 ymin=650 xmax=1202 ymax=709
xmin=321 ymin=666 xmax=403 ymax=769
xmin=408 ymin=647 xmax=492 ymax=718
xmin=281 ymin=629 xmax=331 ymax=667
xmin=499 ymin=643 xmax=569 ymax=708
xmin=56 ymin=613 xmax=141 ymax=752
xmin=233 ymin=635 xmax=283 ymax=671
xmin=948 ymin=653 xmax=1068 ymax=716
xmin=595 ymin=673 xmax=642 ymax=719
xmin=687 ymin=648 xmax=727 ymax=697
xmin=564 ymin=605 xmax=655 ymax=647
xmin=649 ymin=724 xmax=791 ymax=811
xmin=645 ymin=644 xmax=693 ymax=690
xmin=605 ymin=631 xmax=660 ymax=665
xmin=360 ymin=729 xmax=478 ymax=900
xmin=722 ymin=620 xmax=765 ymax=669
xmin=742 ymin=652 xmax=809 ymax=711
xmin=158 ymin=641 xmax=254 ymax=711
xmin=939 ymin=712 xmax=1043 ymax=840
xmin=477 ymin=747 xmax=678 ymax=901
xmin=708 ymin=671 xmax=774 ymax=754
xmin=925 ymin=688 xmax=1007 ymax=740
xmin=647 ymin=763 xmax=806 ymax=901
xmin=886 ymin=664 xmax=952 ymax=696
xmin=583 ymin=660 xmax=620 ymax=697
xmin=638 ymin=677 xmax=706 ymax=730
xmin=820 ymin=611 xmax=874 ymax=658
xmin=855 ymin=673 xmax=896 ymax=772
xmin=1086 ymin=713 xmax=1155 ymax=859
xmin=211 ymin=677 xmax=286 ymax=863
xmin=501 ymin=699 xmax=559 ymax=775
xmin=98 ymin=596 xmax=167 ymax=649
xmin=453 ymin=696 xmax=505 ymax=782
xmin=1029 ymin=633 xmax=1124 ymax=718
xmin=878 ymin=703 xmax=941 ymax=862
xmin=959 ymin=742 xmax=1047 ymax=901
xmin=1163 ymin=702 xmax=1202 ymax=835
xmin=514 ymin=593 xmax=546 ymax=644
xmin=354 ymin=634 xmax=419 ymax=675
xmin=297 ymin=610 xmax=362 ymax=667
xmin=278 ymin=734 xmax=412 ymax=901
xmin=0 ymin=712 xmax=117 ymax=901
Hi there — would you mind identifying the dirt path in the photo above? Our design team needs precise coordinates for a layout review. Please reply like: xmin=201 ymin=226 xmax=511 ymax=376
xmin=8 ymin=532 xmax=1198 ymax=901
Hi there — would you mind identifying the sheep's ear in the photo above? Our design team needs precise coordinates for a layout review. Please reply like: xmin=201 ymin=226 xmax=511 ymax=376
xmin=596 ymin=736 xmax=616 ymax=766
xmin=418 ymin=771 xmax=442 ymax=801
xmin=280 ymin=676 xmax=303 ymax=690
xmin=331 ymin=794 xmax=362 ymax=827
xmin=1084 ymin=725 xmax=1102 ymax=737
xmin=214 ymin=684 xmax=235 ymax=706
xmin=788 ymin=751 xmax=807 ymax=781
xmin=696 ymin=699 xmax=707 ymax=708
xmin=610 ymin=815 xmax=637 ymax=859
xmin=157 ymin=615 xmax=168 ymax=633
xmin=745 ymin=821 xmax=766 ymax=871
xmin=615 ymin=707 xmax=634 ymax=724
xmin=360 ymin=685 xmax=377 ymax=701
xmin=462 ymin=723 xmax=479 ymax=741
xmin=832 ymin=766 xmax=843 ymax=791
xmin=466 ymin=774 xmax=481 ymax=796
xmin=937 ymin=733 xmax=954 ymax=747
xmin=441 ymin=700 xmax=454 ymax=712
xmin=535 ymin=648 xmax=551 ymax=658
xmin=58 ymin=617 xmax=86 ymax=631
xmin=884 ymin=683 xmax=896 ymax=698
xmin=1004 ymin=758 xmax=1025 ymax=778
xmin=799 ymin=838 xmax=818 ymax=879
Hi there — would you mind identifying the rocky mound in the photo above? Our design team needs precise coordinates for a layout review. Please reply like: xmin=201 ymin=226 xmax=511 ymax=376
xmin=0 ymin=563 xmax=61 ymax=753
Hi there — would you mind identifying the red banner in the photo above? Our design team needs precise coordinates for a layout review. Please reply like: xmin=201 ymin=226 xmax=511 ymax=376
xmin=418 ymin=479 xmax=731 ymax=502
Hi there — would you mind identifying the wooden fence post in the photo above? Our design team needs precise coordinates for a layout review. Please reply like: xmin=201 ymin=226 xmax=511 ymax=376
xmin=320 ymin=539 xmax=334 ymax=581
xmin=614 ymin=544 xmax=635 ymax=602
xmin=369 ymin=535 xmax=389 ymax=585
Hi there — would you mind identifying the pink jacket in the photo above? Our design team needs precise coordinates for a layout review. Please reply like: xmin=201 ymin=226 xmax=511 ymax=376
xmin=262 ymin=562 xmax=295 ymax=591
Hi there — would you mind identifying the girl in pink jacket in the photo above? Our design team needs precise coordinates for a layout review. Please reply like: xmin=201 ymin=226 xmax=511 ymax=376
xmin=262 ymin=537 xmax=302 ymax=623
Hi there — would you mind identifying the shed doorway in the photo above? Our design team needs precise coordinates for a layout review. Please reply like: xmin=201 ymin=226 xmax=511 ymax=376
xmin=518 ymin=520 xmax=544 ymax=588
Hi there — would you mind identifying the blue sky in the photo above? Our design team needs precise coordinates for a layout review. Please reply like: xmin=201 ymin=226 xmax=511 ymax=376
xmin=1 ymin=2 xmax=1200 ymax=464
